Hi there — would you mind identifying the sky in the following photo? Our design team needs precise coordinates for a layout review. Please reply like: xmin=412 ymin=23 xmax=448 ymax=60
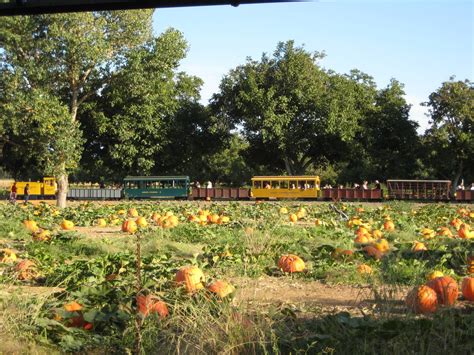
xmin=153 ymin=0 xmax=473 ymax=133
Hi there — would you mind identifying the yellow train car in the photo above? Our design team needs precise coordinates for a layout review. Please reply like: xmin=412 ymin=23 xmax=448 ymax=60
xmin=251 ymin=176 xmax=320 ymax=199
xmin=10 ymin=177 xmax=57 ymax=198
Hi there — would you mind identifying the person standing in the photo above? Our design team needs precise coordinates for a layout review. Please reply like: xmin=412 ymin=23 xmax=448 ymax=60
xmin=10 ymin=182 xmax=17 ymax=203
xmin=24 ymin=183 xmax=30 ymax=205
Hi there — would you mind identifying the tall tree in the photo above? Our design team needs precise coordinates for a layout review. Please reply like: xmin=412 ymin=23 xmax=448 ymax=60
xmin=79 ymin=29 xmax=225 ymax=181
xmin=423 ymin=78 xmax=474 ymax=189
xmin=211 ymin=41 xmax=376 ymax=176
xmin=0 ymin=11 xmax=153 ymax=207
xmin=361 ymin=79 xmax=422 ymax=180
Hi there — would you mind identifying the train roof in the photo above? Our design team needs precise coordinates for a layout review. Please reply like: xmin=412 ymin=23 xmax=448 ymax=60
xmin=252 ymin=176 xmax=319 ymax=180
xmin=124 ymin=176 xmax=189 ymax=181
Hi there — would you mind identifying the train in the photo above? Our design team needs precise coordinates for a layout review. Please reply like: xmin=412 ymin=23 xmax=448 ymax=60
xmin=8 ymin=175 xmax=473 ymax=202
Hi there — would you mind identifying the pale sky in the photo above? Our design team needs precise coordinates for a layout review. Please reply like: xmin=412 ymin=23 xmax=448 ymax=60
xmin=153 ymin=0 xmax=473 ymax=133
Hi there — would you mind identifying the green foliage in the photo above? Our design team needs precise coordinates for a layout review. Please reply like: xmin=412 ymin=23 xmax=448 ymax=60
xmin=422 ymin=78 xmax=474 ymax=186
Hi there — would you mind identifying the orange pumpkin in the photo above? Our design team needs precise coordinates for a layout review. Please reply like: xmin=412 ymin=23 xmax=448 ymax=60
xmin=32 ymin=229 xmax=51 ymax=242
xmin=426 ymin=276 xmax=459 ymax=306
xmin=136 ymin=294 xmax=169 ymax=318
xmin=176 ymin=266 xmax=205 ymax=293
xmin=23 ymin=220 xmax=39 ymax=232
xmin=468 ymin=255 xmax=474 ymax=274
xmin=122 ymin=220 xmax=137 ymax=234
xmin=461 ymin=277 xmax=474 ymax=301
xmin=406 ymin=285 xmax=438 ymax=314
xmin=96 ymin=218 xmax=107 ymax=227
xmin=383 ymin=220 xmax=395 ymax=231
xmin=354 ymin=234 xmax=371 ymax=244
xmin=458 ymin=224 xmax=473 ymax=239
xmin=207 ymin=280 xmax=235 ymax=298
xmin=15 ymin=260 xmax=38 ymax=280
xmin=135 ymin=217 xmax=148 ymax=228
xmin=278 ymin=254 xmax=305 ymax=273
xmin=357 ymin=264 xmax=373 ymax=274
xmin=61 ymin=220 xmax=74 ymax=230
xmin=0 ymin=249 xmax=17 ymax=263
xmin=412 ymin=241 xmax=427 ymax=252
xmin=437 ymin=227 xmax=453 ymax=237
xmin=64 ymin=301 xmax=83 ymax=312
xmin=363 ymin=246 xmax=383 ymax=260
xmin=128 ymin=208 xmax=139 ymax=217
xmin=374 ymin=238 xmax=389 ymax=252
xmin=289 ymin=214 xmax=298 ymax=223
xmin=331 ymin=248 xmax=354 ymax=260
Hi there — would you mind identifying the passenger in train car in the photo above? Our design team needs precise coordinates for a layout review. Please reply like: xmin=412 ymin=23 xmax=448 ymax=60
xmin=195 ymin=181 xmax=201 ymax=188
xmin=353 ymin=183 xmax=360 ymax=189
xmin=457 ymin=182 xmax=465 ymax=190
xmin=362 ymin=181 xmax=368 ymax=190
xmin=470 ymin=182 xmax=474 ymax=190
xmin=304 ymin=182 xmax=310 ymax=190
xmin=206 ymin=181 xmax=213 ymax=189
xmin=374 ymin=180 xmax=381 ymax=190
xmin=291 ymin=183 xmax=296 ymax=189
xmin=264 ymin=182 xmax=271 ymax=189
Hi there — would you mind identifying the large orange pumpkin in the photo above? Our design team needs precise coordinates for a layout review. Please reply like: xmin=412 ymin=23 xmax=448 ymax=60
xmin=136 ymin=294 xmax=169 ymax=318
xmin=207 ymin=280 xmax=235 ymax=298
xmin=461 ymin=277 xmax=474 ymax=301
xmin=122 ymin=220 xmax=137 ymax=234
xmin=176 ymin=266 xmax=205 ymax=293
xmin=406 ymin=285 xmax=438 ymax=314
xmin=426 ymin=276 xmax=459 ymax=306
xmin=278 ymin=254 xmax=305 ymax=273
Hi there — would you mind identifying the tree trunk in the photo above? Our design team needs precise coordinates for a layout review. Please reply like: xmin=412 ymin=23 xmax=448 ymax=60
xmin=56 ymin=172 xmax=68 ymax=209
xmin=283 ymin=157 xmax=294 ymax=176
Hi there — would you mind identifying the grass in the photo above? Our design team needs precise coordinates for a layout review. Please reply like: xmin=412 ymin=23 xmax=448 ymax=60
xmin=0 ymin=201 xmax=472 ymax=353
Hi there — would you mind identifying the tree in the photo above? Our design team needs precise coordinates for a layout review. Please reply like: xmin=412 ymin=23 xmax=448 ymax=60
xmin=78 ymin=29 xmax=225 ymax=181
xmin=360 ymin=79 xmax=422 ymax=180
xmin=211 ymin=41 xmax=376 ymax=176
xmin=0 ymin=11 xmax=153 ymax=207
xmin=423 ymin=78 xmax=474 ymax=189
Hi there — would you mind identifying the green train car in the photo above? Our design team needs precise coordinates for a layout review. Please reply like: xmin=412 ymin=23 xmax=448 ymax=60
xmin=123 ymin=176 xmax=190 ymax=199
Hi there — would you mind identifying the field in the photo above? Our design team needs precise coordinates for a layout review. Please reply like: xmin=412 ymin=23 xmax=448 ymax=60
xmin=0 ymin=200 xmax=473 ymax=354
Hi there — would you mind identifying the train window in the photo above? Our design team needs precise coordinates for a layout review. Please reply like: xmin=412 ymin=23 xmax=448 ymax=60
xmin=280 ymin=181 xmax=289 ymax=189
xmin=127 ymin=181 xmax=138 ymax=189
xmin=254 ymin=181 xmax=262 ymax=189
xmin=290 ymin=181 xmax=297 ymax=189
xmin=271 ymin=181 xmax=279 ymax=189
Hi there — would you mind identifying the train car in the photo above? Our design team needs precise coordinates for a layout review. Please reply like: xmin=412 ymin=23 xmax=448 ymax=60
xmin=10 ymin=177 xmax=56 ymax=199
xmin=123 ymin=176 xmax=190 ymax=199
xmin=68 ymin=187 xmax=122 ymax=200
xmin=191 ymin=187 xmax=250 ymax=200
xmin=387 ymin=180 xmax=451 ymax=201
xmin=455 ymin=190 xmax=474 ymax=203
xmin=321 ymin=188 xmax=382 ymax=201
xmin=251 ymin=176 xmax=320 ymax=199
